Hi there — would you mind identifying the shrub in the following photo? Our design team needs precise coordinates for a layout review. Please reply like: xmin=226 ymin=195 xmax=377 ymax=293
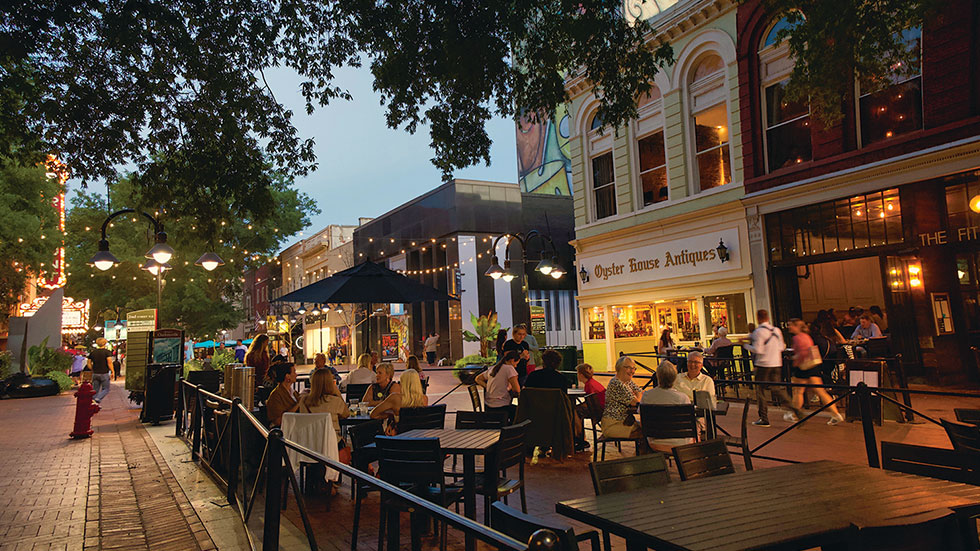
xmin=453 ymin=353 xmax=496 ymax=382
xmin=27 ymin=337 xmax=73 ymax=376
xmin=183 ymin=359 xmax=204 ymax=379
xmin=43 ymin=371 xmax=73 ymax=392
xmin=0 ymin=351 xmax=14 ymax=379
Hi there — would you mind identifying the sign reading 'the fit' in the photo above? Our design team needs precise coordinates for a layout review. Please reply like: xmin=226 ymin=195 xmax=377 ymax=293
xmin=579 ymin=228 xmax=742 ymax=290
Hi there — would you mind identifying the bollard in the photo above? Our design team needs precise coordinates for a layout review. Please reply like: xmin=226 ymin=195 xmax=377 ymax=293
xmin=70 ymin=381 xmax=101 ymax=439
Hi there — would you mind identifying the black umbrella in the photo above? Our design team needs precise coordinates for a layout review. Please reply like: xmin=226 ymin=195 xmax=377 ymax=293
xmin=272 ymin=260 xmax=458 ymax=304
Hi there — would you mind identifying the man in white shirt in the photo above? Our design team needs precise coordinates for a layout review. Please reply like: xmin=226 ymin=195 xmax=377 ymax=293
xmin=744 ymin=309 xmax=800 ymax=426
xmin=423 ymin=333 xmax=439 ymax=365
xmin=640 ymin=361 xmax=694 ymax=451
xmin=673 ymin=351 xmax=716 ymax=408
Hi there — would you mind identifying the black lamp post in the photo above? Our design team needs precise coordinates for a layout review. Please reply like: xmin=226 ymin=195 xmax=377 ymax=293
xmin=484 ymin=230 xmax=566 ymax=325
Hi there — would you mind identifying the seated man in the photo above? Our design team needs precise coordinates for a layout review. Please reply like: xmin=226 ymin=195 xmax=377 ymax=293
xmin=266 ymin=361 xmax=298 ymax=428
xmin=640 ymin=361 xmax=694 ymax=452
xmin=673 ymin=351 xmax=716 ymax=408
xmin=313 ymin=352 xmax=342 ymax=386
xmin=523 ymin=349 xmax=569 ymax=390
xmin=851 ymin=313 xmax=883 ymax=340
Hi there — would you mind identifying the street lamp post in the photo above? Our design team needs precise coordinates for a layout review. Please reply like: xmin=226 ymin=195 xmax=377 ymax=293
xmin=484 ymin=230 xmax=566 ymax=326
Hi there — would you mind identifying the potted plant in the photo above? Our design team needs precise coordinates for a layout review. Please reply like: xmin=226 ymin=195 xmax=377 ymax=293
xmin=456 ymin=312 xmax=506 ymax=383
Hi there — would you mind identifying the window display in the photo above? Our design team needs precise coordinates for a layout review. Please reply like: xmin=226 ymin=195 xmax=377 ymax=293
xmin=703 ymin=293 xmax=749 ymax=334
xmin=606 ymin=300 xmax=702 ymax=341
xmin=587 ymin=307 xmax=605 ymax=340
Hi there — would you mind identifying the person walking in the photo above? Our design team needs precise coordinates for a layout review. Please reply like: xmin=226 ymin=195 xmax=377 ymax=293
xmin=87 ymin=337 xmax=113 ymax=403
xmin=746 ymin=309 xmax=802 ymax=427
xmin=788 ymin=319 xmax=844 ymax=425
xmin=423 ymin=333 xmax=439 ymax=365
xmin=245 ymin=334 xmax=272 ymax=387
xmin=234 ymin=339 xmax=247 ymax=363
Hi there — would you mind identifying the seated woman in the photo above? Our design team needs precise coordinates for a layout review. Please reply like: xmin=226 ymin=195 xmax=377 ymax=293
xmin=640 ymin=361 xmax=694 ymax=452
xmin=266 ymin=361 xmax=298 ymax=428
xmin=476 ymin=350 xmax=522 ymax=424
xmin=601 ymin=356 xmax=650 ymax=455
xmin=362 ymin=363 xmax=400 ymax=406
xmin=370 ymin=369 xmax=428 ymax=427
xmin=295 ymin=368 xmax=350 ymax=444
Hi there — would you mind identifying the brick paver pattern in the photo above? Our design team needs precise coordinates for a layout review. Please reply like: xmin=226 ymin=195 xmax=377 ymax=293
xmin=0 ymin=380 xmax=215 ymax=551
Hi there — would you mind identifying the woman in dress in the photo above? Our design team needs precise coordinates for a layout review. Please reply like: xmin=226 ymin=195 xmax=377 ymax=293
xmin=788 ymin=319 xmax=844 ymax=426
xmin=601 ymin=356 xmax=650 ymax=454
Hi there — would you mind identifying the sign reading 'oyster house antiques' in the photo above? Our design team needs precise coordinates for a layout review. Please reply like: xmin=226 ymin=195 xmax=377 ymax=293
xmin=579 ymin=228 xmax=742 ymax=291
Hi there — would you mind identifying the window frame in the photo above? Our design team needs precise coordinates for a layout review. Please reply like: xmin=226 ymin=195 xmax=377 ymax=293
xmin=758 ymin=21 xmax=812 ymax=173
xmin=856 ymin=27 xmax=924 ymax=148
xmin=633 ymin=86 xmax=669 ymax=210
xmin=687 ymin=54 xmax=733 ymax=194
xmin=587 ymin=111 xmax=617 ymax=221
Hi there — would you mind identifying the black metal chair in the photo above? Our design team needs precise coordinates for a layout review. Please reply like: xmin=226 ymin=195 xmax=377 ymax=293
xmin=720 ymin=396 xmax=753 ymax=471
xmin=468 ymin=384 xmax=483 ymax=412
xmin=397 ymin=404 xmax=448 ymax=433
xmin=584 ymin=393 xmax=635 ymax=461
xmin=589 ymin=453 xmax=670 ymax=551
xmin=348 ymin=419 xmax=384 ymax=551
xmin=490 ymin=501 xmax=600 ymax=551
xmin=475 ymin=420 xmax=531 ymax=524
xmin=638 ymin=403 xmax=698 ymax=454
xmin=955 ymin=408 xmax=980 ymax=427
xmin=942 ymin=418 xmax=980 ymax=455
xmin=345 ymin=383 xmax=370 ymax=405
xmin=848 ymin=508 xmax=966 ymax=551
xmin=375 ymin=436 xmax=464 ymax=551
xmin=455 ymin=410 xmax=509 ymax=430
xmin=881 ymin=441 xmax=980 ymax=485
xmin=672 ymin=438 xmax=735 ymax=481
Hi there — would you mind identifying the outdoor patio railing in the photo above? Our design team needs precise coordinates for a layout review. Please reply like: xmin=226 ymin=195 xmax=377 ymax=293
xmin=175 ymin=379 xmax=552 ymax=551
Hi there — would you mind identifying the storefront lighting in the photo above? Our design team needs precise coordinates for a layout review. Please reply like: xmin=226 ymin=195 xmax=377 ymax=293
xmin=485 ymin=256 xmax=505 ymax=279
xmin=909 ymin=264 xmax=922 ymax=288
xmin=716 ymin=239 xmax=730 ymax=263
xmin=579 ymin=266 xmax=590 ymax=283
xmin=310 ymin=305 xmax=320 ymax=316
xmin=335 ymin=304 xmax=344 ymax=314
xmin=323 ymin=304 xmax=333 ymax=313
xmin=297 ymin=304 xmax=307 ymax=315
xmin=970 ymin=194 xmax=980 ymax=213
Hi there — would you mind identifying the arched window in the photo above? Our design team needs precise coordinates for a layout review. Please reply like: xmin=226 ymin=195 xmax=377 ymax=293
xmin=859 ymin=27 xmax=922 ymax=145
xmin=688 ymin=54 xmax=732 ymax=192
xmin=759 ymin=16 xmax=812 ymax=172
xmin=635 ymin=85 xmax=668 ymax=207
xmin=587 ymin=110 xmax=616 ymax=220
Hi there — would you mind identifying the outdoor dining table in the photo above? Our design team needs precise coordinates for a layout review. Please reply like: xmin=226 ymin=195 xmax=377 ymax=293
xmin=399 ymin=428 xmax=500 ymax=551
xmin=556 ymin=460 xmax=980 ymax=550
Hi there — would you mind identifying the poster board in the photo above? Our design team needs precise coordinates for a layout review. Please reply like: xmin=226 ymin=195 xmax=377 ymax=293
xmin=124 ymin=331 xmax=152 ymax=392
xmin=931 ymin=293 xmax=955 ymax=335
xmin=127 ymin=309 xmax=158 ymax=332
xmin=380 ymin=333 xmax=399 ymax=362
xmin=530 ymin=305 xmax=547 ymax=347
xmin=151 ymin=329 xmax=185 ymax=365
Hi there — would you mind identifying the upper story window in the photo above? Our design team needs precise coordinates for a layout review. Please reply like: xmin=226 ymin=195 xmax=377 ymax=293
xmin=759 ymin=17 xmax=811 ymax=172
xmin=859 ymin=27 xmax=923 ymax=145
xmin=588 ymin=112 xmax=617 ymax=220
xmin=635 ymin=86 xmax=668 ymax=207
xmin=689 ymin=54 xmax=731 ymax=192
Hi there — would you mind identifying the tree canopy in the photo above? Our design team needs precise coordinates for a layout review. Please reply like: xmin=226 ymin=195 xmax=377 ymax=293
xmin=1 ymin=0 xmax=942 ymax=190
xmin=65 ymin=173 xmax=317 ymax=337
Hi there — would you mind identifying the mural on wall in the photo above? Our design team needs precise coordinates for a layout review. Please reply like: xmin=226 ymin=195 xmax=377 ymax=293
xmin=624 ymin=0 xmax=680 ymax=25
xmin=516 ymin=104 xmax=573 ymax=196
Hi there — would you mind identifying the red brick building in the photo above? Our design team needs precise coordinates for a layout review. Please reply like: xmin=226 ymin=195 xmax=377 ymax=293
xmin=737 ymin=0 xmax=980 ymax=385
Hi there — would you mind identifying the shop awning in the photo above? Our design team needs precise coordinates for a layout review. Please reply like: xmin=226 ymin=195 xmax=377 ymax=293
xmin=273 ymin=260 xmax=458 ymax=304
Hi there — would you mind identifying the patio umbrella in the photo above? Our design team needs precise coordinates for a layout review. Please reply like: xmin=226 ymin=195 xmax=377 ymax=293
xmin=272 ymin=260 xmax=458 ymax=304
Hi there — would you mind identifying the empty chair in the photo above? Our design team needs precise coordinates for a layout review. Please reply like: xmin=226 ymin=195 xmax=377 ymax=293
xmin=955 ymin=408 xmax=980 ymax=427
xmin=375 ymin=436 xmax=463 ymax=551
xmin=638 ymin=403 xmax=698 ymax=454
xmin=348 ymin=419 xmax=384 ymax=551
xmin=455 ymin=410 xmax=508 ymax=430
xmin=942 ymin=418 xmax=980 ymax=455
xmin=672 ymin=438 xmax=735 ymax=481
xmin=345 ymin=383 xmax=370 ymax=405
xmin=721 ymin=396 xmax=753 ymax=471
xmin=468 ymin=384 xmax=483 ymax=412
xmin=397 ymin=404 xmax=447 ymax=433
xmin=849 ymin=508 xmax=965 ymax=551
xmin=490 ymin=501 xmax=600 ymax=551
xmin=589 ymin=453 xmax=670 ymax=551
xmin=881 ymin=441 xmax=980 ymax=485
xmin=476 ymin=420 xmax=531 ymax=524
xmin=584 ymin=393 xmax=635 ymax=461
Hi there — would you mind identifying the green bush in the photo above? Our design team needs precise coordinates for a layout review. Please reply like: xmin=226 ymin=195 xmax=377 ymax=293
xmin=211 ymin=349 xmax=236 ymax=372
xmin=183 ymin=359 xmax=204 ymax=379
xmin=453 ymin=353 xmax=496 ymax=382
xmin=0 ymin=351 xmax=14 ymax=379
xmin=27 ymin=337 xmax=73 ymax=376
xmin=43 ymin=371 xmax=72 ymax=392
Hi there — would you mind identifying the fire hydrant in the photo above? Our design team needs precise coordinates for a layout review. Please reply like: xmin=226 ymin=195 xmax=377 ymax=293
xmin=70 ymin=381 xmax=100 ymax=439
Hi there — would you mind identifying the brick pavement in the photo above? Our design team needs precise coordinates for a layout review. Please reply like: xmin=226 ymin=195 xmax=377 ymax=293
xmin=0 ymin=379 xmax=216 ymax=551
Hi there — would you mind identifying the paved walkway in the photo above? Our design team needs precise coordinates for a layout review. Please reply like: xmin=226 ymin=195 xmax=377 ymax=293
xmin=0 ymin=379 xmax=217 ymax=551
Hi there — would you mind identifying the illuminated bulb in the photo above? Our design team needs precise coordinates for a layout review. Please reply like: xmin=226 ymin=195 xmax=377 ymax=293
xmin=908 ymin=265 xmax=921 ymax=276
xmin=969 ymin=195 xmax=980 ymax=214
xmin=879 ymin=211 xmax=885 ymax=218
xmin=887 ymin=203 xmax=894 ymax=211
xmin=910 ymin=277 xmax=922 ymax=287
xmin=855 ymin=210 xmax=862 ymax=217
xmin=958 ymin=270 xmax=967 ymax=280
xmin=885 ymin=131 xmax=893 ymax=138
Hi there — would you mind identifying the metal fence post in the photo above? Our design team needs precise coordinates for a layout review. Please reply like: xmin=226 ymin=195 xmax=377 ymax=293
xmin=191 ymin=386 xmax=202 ymax=460
xmin=175 ymin=379 xmax=184 ymax=437
xmin=856 ymin=383 xmax=880 ymax=468
xmin=263 ymin=428 xmax=284 ymax=551
xmin=227 ymin=398 xmax=242 ymax=505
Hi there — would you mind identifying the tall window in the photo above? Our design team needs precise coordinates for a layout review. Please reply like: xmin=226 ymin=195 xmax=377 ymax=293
xmin=636 ymin=86 xmax=668 ymax=206
xmin=689 ymin=54 xmax=731 ymax=192
xmin=859 ymin=27 xmax=922 ymax=145
xmin=759 ymin=17 xmax=811 ymax=172
xmin=589 ymin=112 xmax=617 ymax=220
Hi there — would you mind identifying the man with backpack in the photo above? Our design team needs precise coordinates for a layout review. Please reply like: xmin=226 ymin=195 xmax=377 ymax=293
xmin=746 ymin=310 xmax=803 ymax=427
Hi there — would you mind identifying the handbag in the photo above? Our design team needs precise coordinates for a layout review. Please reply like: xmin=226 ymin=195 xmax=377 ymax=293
xmin=798 ymin=344 xmax=822 ymax=371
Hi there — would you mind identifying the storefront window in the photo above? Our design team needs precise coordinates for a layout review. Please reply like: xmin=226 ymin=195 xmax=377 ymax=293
xmin=657 ymin=300 xmax=701 ymax=341
xmin=587 ymin=307 xmax=605 ymax=340
xmin=766 ymin=188 xmax=903 ymax=262
xmin=945 ymin=174 xmax=980 ymax=232
xmin=703 ymin=293 xmax=748 ymax=334
xmin=610 ymin=304 xmax=656 ymax=338
xmin=957 ymin=252 xmax=980 ymax=331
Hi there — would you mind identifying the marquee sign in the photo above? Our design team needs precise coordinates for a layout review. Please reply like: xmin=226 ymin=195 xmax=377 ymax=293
xmin=18 ymin=295 xmax=90 ymax=334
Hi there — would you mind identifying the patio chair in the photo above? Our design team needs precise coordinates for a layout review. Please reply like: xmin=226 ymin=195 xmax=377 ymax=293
xmin=881 ymin=441 xmax=980 ymax=485
xmin=397 ymin=404 xmax=447 ymax=433
xmin=514 ymin=388 xmax=574 ymax=460
xmin=349 ymin=419 xmax=384 ymax=551
xmin=942 ymin=418 xmax=980 ymax=455
xmin=490 ymin=501 xmax=600 ymax=551
xmin=468 ymin=384 xmax=483 ymax=412
xmin=445 ymin=411 xmax=508 ymax=479
xmin=589 ymin=454 xmax=670 ymax=551
xmin=638 ymin=403 xmax=698 ymax=454
xmin=714 ymin=395 xmax=753 ymax=471
xmin=376 ymin=436 xmax=464 ymax=551
xmin=955 ymin=408 xmax=980 ymax=427
xmin=345 ymin=383 xmax=370 ymax=405
xmin=475 ymin=420 xmax=531 ymax=524
xmin=848 ymin=507 xmax=965 ymax=551
xmin=672 ymin=438 xmax=735 ymax=481
xmin=584 ymin=393 xmax=636 ymax=461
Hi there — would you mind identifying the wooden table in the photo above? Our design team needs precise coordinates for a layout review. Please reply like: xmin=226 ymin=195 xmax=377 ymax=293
xmin=400 ymin=428 xmax=500 ymax=551
xmin=557 ymin=460 xmax=980 ymax=551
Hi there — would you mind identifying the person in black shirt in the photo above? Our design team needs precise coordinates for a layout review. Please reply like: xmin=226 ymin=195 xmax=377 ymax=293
xmin=523 ymin=349 xmax=569 ymax=390
xmin=502 ymin=324 xmax=532 ymax=386
xmin=88 ymin=337 xmax=113 ymax=403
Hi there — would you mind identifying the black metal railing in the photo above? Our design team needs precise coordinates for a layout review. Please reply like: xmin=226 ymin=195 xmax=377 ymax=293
xmin=176 ymin=379 xmax=551 ymax=551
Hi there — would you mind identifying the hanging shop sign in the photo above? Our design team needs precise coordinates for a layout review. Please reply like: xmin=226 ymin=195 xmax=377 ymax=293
xmin=126 ymin=309 xmax=158 ymax=332
xmin=579 ymin=228 xmax=742 ymax=291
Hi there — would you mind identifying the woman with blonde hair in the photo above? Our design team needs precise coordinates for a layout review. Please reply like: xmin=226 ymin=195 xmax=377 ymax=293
xmin=370 ymin=369 xmax=428 ymax=426
xmin=341 ymin=352 xmax=376 ymax=390
xmin=296 ymin=368 xmax=350 ymax=441
xmin=601 ymin=355 xmax=650 ymax=454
